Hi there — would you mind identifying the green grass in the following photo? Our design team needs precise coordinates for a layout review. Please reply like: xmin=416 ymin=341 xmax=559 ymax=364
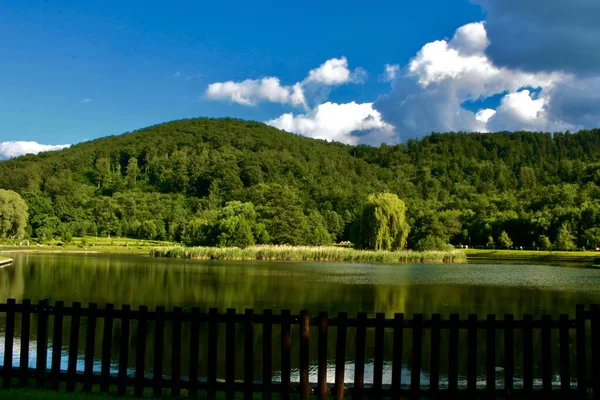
xmin=151 ymin=245 xmax=467 ymax=264
xmin=466 ymin=248 xmax=600 ymax=261
xmin=0 ymin=236 xmax=177 ymax=255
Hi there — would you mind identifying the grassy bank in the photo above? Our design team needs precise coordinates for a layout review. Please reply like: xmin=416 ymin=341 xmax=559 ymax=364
xmin=0 ymin=236 xmax=176 ymax=255
xmin=466 ymin=249 xmax=599 ymax=262
xmin=151 ymin=245 xmax=467 ymax=264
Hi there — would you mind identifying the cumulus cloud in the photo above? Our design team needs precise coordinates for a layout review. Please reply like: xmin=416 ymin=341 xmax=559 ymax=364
xmin=306 ymin=57 xmax=366 ymax=85
xmin=472 ymin=0 xmax=600 ymax=74
xmin=206 ymin=57 xmax=366 ymax=107
xmin=81 ymin=98 xmax=93 ymax=103
xmin=374 ymin=21 xmax=572 ymax=139
xmin=266 ymin=102 xmax=394 ymax=145
xmin=206 ymin=77 xmax=306 ymax=107
xmin=0 ymin=141 xmax=71 ymax=159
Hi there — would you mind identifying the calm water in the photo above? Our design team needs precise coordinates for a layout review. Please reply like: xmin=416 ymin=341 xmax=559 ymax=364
xmin=0 ymin=252 xmax=599 ymax=387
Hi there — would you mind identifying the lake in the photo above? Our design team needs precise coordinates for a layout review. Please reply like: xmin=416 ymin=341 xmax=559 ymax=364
xmin=0 ymin=252 xmax=599 ymax=387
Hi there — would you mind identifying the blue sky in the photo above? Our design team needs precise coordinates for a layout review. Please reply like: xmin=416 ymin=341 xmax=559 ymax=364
xmin=1 ymin=0 xmax=599 ymax=157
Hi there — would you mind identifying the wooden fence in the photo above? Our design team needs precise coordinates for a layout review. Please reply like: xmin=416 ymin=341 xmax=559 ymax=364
xmin=0 ymin=299 xmax=599 ymax=399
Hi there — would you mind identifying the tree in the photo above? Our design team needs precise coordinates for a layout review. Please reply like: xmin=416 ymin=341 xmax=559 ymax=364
xmin=537 ymin=235 xmax=552 ymax=251
xmin=555 ymin=222 xmax=576 ymax=251
xmin=358 ymin=193 xmax=410 ymax=251
xmin=0 ymin=189 xmax=28 ymax=239
xmin=486 ymin=235 xmax=495 ymax=249
xmin=126 ymin=157 xmax=140 ymax=188
xmin=497 ymin=231 xmax=512 ymax=249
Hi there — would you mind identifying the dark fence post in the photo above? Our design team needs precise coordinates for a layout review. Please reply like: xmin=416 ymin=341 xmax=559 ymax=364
xmin=373 ymin=312 xmax=385 ymax=395
xmin=188 ymin=307 xmax=200 ymax=399
xmin=300 ymin=309 xmax=311 ymax=400
xmin=225 ymin=308 xmax=236 ymax=400
xmin=208 ymin=307 xmax=218 ymax=400
xmin=541 ymin=314 xmax=552 ymax=393
xmin=559 ymin=314 xmax=571 ymax=394
xmin=35 ymin=299 xmax=49 ymax=387
xmin=83 ymin=302 xmax=98 ymax=393
xmin=411 ymin=314 xmax=423 ymax=396
xmin=391 ymin=313 xmax=404 ymax=400
xmin=20 ymin=299 xmax=32 ymax=387
xmin=504 ymin=314 xmax=514 ymax=394
xmin=100 ymin=303 xmax=115 ymax=393
xmin=244 ymin=309 xmax=255 ymax=400
xmin=523 ymin=314 xmax=534 ymax=393
xmin=486 ymin=314 xmax=496 ymax=394
xmin=591 ymin=304 xmax=600 ymax=400
xmin=318 ymin=311 xmax=328 ymax=400
xmin=576 ymin=305 xmax=586 ymax=398
xmin=100 ymin=303 xmax=114 ymax=394
xmin=66 ymin=301 xmax=81 ymax=393
xmin=353 ymin=312 xmax=367 ymax=400
xmin=152 ymin=306 xmax=165 ymax=398
xmin=134 ymin=305 xmax=148 ymax=398
xmin=281 ymin=309 xmax=292 ymax=400
xmin=467 ymin=314 xmax=478 ymax=395
xmin=429 ymin=314 xmax=441 ymax=393
xmin=448 ymin=314 xmax=459 ymax=393
xmin=171 ymin=307 xmax=182 ymax=398
xmin=117 ymin=304 xmax=131 ymax=397
xmin=263 ymin=309 xmax=273 ymax=400
xmin=3 ymin=299 xmax=16 ymax=389
xmin=334 ymin=312 xmax=348 ymax=400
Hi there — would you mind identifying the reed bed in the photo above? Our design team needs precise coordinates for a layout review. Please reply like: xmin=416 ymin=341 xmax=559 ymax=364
xmin=150 ymin=245 xmax=466 ymax=264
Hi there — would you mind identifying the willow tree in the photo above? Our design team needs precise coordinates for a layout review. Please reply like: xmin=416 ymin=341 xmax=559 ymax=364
xmin=358 ymin=193 xmax=410 ymax=251
xmin=0 ymin=189 xmax=28 ymax=239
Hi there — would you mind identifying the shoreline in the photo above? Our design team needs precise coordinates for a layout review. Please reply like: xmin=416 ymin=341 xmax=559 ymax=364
xmin=465 ymin=249 xmax=599 ymax=263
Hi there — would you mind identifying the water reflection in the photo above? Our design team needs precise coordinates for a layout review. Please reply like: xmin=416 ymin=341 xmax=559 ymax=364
xmin=0 ymin=253 xmax=597 ymax=388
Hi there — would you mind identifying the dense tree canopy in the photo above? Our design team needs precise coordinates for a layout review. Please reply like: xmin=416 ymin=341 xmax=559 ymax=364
xmin=358 ymin=193 xmax=410 ymax=251
xmin=0 ymin=118 xmax=600 ymax=250
xmin=0 ymin=189 xmax=28 ymax=239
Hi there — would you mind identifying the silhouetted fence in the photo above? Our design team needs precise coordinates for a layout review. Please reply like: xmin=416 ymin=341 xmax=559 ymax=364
xmin=0 ymin=299 xmax=599 ymax=399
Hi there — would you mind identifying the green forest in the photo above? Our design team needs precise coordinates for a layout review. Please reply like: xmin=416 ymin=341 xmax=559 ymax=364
xmin=1 ymin=118 xmax=599 ymax=251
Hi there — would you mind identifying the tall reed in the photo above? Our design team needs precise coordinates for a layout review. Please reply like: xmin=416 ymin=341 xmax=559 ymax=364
xmin=150 ymin=245 xmax=466 ymax=264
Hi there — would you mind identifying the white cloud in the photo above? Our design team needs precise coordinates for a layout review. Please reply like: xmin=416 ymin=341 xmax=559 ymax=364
xmin=305 ymin=57 xmax=366 ymax=85
xmin=375 ymin=21 xmax=571 ymax=139
xmin=206 ymin=57 xmax=366 ymax=108
xmin=206 ymin=77 xmax=306 ymax=107
xmin=0 ymin=141 xmax=71 ymax=159
xmin=382 ymin=64 xmax=400 ymax=82
xmin=81 ymin=98 xmax=93 ymax=103
xmin=266 ymin=101 xmax=394 ymax=145
xmin=475 ymin=108 xmax=496 ymax=124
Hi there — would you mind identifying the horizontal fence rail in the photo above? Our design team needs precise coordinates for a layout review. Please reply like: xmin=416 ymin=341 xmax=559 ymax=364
xmin=0 ymin=299 xmax=599 ymax=399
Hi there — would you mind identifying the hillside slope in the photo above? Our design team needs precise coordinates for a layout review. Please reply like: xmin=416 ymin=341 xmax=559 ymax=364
xmin=1 ymin=118 xmax=599 ymax=249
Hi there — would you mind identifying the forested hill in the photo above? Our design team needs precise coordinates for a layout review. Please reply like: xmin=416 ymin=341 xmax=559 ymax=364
xmin=1 ymin=118 xmax=600 ymax=250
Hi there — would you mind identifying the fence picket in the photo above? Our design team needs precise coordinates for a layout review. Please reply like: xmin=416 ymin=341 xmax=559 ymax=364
xmin=391 ymin=313 xmax=404 ymax=399
xmin=334 ymin=312 xmax=348 ymax=400
xmin=3 ymin=299 xmax=16 ymax=389
xmin=300 ymin=309 xmax=311 ymax=400
xmin=117 ymin=304 xmax=131 ymax=396
xmin=486 ymin=314 xmax=496 ymax=393
xmin=66 ymin=301 xmax=81 ymax=393
xmin=467 ymin=314 xmax=478 ymax=395
xmin=244 ymin=309 xmax=255 ymax=400
xmin=591 ymin=304 xmax=600 ymax=400
xmin=263 ymin=309 xmax=273 ymax=400
xmin=20 ymin=299 xmax=32 ymax=387
xmin=83 ymin=303 xmax=97 ymax=393
xmin=411 ymin=314 xmax=423 ymax=395
xmin=373 ymin=312 xmax=385 ymax=394
xmin=280 ymin=309 xmax=292 ymax=400
xmin=171 ymin=307 xmax=183 ymax=397
xmin=541 ymin=314 xmax=552 ymax=393
xmin=225 ymin=308 xmax=236 ymax=400
xmin=353 ymin=312 xmax=367 ymax=400
xmin=152 ymin=306 xmax=165 ymax=398
xmin=504 ymin=314 xmax=514 ymax=393
xmin=35 ymin=299 xmax=49 ymax=387
xmin=100 ymin=303 xmax=114 ymax=394
xmin=448 ymin=314 xmax=459 ymax=393
xmin=576 ymin=305 xmax=587 ymax=398
xmin=134 ymin=305 xmax=148 ymax=398
xmin=208 ymin=308 xmax=219 ymax=400
xmin=50 ymin=302 xmax=63 ymax=389
xmin=430 ymin=314 xmax=441 ymax=392
xmin=523 ymin=314 xmax=534 ymax=393
xmin=559 ymin=313 xmax=570 ymax=393
xmin=188 ymin=307 xmax=200 ymax=399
